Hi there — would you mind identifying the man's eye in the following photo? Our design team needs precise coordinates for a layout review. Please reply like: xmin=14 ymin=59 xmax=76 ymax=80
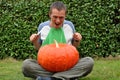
xmin=60 ymin=17 xmax=64 ymax=19
xmin=53 ymin=16 xmax=57 ymax=19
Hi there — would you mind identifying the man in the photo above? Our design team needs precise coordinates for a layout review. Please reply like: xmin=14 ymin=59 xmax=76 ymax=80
xmin=22 ymin=1 xmax=94 ymax=80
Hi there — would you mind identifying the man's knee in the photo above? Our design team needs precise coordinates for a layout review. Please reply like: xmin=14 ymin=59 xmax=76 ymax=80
xmin=22 ymin=59 xmax=33 ymax=77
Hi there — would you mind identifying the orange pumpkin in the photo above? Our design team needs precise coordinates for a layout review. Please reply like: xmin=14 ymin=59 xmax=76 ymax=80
xmin=37 ymin=41 xmax=79 ymax=72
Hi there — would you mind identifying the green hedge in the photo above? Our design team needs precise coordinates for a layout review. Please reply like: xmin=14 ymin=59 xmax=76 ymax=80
xmin=0 ymin=0 xmax=120 ymax=59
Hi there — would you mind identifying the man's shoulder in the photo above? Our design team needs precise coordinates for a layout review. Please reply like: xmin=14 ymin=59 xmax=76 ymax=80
xmin=63 ymin=20 xmax=75 ymax=32
xmin=64 ymin=20 xmax=73 ymax=25
xmin=63 ymin=20 xmax=74 ymax=28
xmin=38 ymin=21 xmax=50 ymax=31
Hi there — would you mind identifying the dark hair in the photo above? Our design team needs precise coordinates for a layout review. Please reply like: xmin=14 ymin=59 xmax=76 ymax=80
xmin=49 ymin=1 xmax=67 ymax=14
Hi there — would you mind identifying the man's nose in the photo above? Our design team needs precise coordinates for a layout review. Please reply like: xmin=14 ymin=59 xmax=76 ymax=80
xmin=56 ymin=18 xmax=60 ymax=23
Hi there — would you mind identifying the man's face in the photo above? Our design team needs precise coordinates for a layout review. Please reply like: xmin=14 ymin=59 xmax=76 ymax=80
xmin=49 ymin=8 xmax=66 ymax=28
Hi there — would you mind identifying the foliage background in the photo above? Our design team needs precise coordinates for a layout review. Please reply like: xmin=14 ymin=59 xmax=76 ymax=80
xmin=0 ymin=0 xmax=120 ymax=59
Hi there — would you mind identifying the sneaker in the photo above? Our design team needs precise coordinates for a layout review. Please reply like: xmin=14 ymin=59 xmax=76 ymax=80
xmin=36 ymin=76 xmax=42 ymax=80
xmin=36 ymin=76 xmax=52 ymax=80
xmin=42 ymin=77 xmax=51 ymax=80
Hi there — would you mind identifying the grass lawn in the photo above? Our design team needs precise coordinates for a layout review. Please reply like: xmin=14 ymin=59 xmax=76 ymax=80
xmin=0 ymin=58 xmax=120 ymax=80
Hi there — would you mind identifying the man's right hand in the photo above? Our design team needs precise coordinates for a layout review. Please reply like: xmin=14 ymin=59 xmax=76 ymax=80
xmin=30 ymin=33 xmax=41 ymax=50
xmin=30 ymin=34 xmax=40 ymax=43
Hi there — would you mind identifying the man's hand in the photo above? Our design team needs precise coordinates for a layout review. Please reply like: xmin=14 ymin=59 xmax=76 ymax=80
xmin=30 ymin=33 xmax=41 ymax=50
xmin=30 ymin=34 xmax=40 ymax=43
xmin=72 ymin=32 xmax=82 ymax=47
xmin=73 ymin=32 xmax=82 ymax=42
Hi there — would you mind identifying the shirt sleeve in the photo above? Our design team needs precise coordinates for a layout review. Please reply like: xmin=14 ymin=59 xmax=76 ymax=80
xmin=69 ymin=21 xmax=76 ymax=33
xmin=37 ymin=23 xmax=44 ymax=44
xmin=37 ymin=21 xmax=50 ymax=44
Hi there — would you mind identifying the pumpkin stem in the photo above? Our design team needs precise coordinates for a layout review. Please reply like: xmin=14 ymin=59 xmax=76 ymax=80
xmin=54 ymin=39 xmax=59 ymax=48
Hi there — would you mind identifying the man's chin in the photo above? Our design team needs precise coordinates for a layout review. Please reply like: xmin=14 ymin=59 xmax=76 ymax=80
xmin=54 ymin=26 xmax=61 ymax=28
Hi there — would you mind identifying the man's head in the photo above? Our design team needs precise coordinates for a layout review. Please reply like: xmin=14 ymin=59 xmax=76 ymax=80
xmin=49 ymin=1 xmax=67 ymax=28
